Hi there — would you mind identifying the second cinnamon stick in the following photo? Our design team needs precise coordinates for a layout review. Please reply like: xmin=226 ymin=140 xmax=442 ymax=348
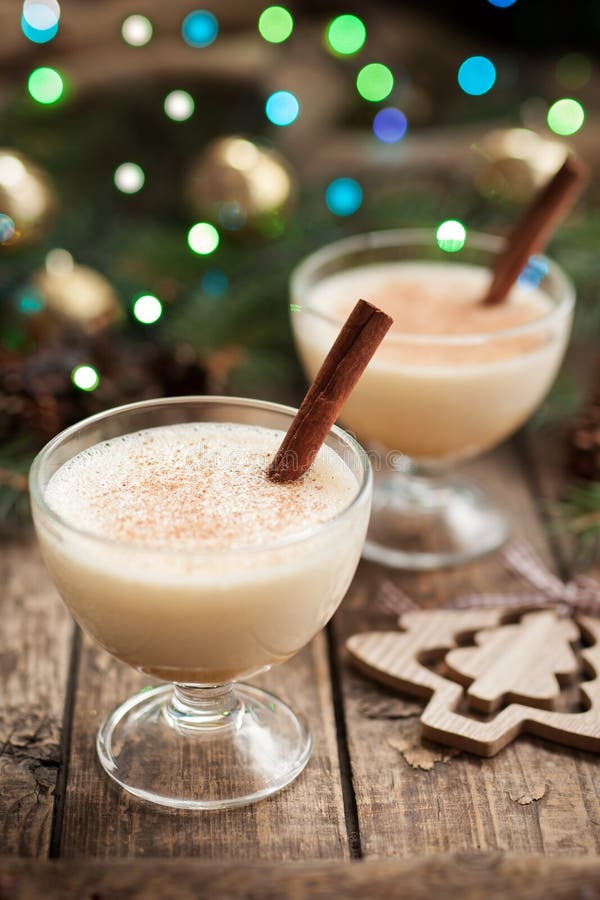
xmin=483 ymin=154 xmax=589 ymax=306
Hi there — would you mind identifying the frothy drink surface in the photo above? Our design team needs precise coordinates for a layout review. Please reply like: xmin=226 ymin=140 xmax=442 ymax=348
xmin=313 ymin=262 xmax=549 ymax=334
xmin=45 ymin=422 xmax=358 ymax=551
xmin=307 ymin=262 xmax=552 ymax=365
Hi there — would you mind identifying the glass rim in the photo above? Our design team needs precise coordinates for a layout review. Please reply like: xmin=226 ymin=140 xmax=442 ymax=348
xmin=290 ymin=228 xmax=575 ymax=347
xmin=29 ymin=395 xmax=373 ymax=558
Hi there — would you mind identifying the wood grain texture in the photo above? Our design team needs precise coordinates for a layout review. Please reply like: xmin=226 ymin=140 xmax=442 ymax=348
xmin=0 ymin=542 xmax=73 ymax=857
xmin=2 ymin=853 xmax=600 ymax=899
xmin=333 ymin=443 xmax=600 ymax=857
xmin=57 ymin=632 xmax=349 ymax=859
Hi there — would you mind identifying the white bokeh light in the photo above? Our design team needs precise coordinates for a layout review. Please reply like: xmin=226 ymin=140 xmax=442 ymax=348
xmin=164 ymin=90 xmax=195 ymax=122
xmin=23 ymin=0 xmax=61 ymax=29
xmin=45 ymin=248 xmax=74 ymax=275
xmin=114 ymin=162 xmax=145 ymax=194
xmin=121 ymin=14 xmax=153 ymax=46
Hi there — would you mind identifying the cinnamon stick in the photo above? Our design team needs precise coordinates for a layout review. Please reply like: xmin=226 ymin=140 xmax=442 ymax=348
xmin=267 ymin=299 xmax=393 ymax=483
xmin=482 ymin=154 xmax=589 ymax=306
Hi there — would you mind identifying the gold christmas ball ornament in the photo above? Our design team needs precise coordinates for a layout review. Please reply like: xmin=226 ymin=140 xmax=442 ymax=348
xmin=32 ymin=251 xmax=122 ymax=335
xmin=185 ymin=136 xmax=297 ymax=231
xmin=0 ymin=149 xmax=58 ymax=247
xmin=473 ymin=129 xmax=568 ymax=202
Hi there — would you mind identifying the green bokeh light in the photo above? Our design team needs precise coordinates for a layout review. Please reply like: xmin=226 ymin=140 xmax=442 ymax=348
xmin=188 ymin=222 xmax=220 ymax=255
xmin=547 ymin=98 xmax=585 ymax=136
xmin=258 ymin=6 xmax=293 ymax=43
xmin=436 ymin=220 xmax=466 ymax=253
xmin=28 ymin=66 xmax=64 ymax=104
xmin=326 ymin=14 xmax=366 ymax=56
xmin=356 ymin=63 xmax=393 ymax=102
xmin=133 ymin=294 xmax=163 ymax=324
xmin=71 ymin=365 xmax=100 ymax=392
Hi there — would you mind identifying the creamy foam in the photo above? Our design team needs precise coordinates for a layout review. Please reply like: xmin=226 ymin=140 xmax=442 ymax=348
xmin=45 ymin=422 xmax=358 ymax=551
xmin=307 ymin=262 xmax=552 ymax=366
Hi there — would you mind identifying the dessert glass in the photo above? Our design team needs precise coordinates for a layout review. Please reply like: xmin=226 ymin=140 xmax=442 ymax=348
xmin=291 ymin=229 xmax=574 ymax=570
xmin=30 ymin=397 xmax=372 ymax=809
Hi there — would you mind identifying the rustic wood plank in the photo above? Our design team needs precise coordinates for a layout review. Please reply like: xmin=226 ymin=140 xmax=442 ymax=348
xmin=2 ymin=852 xmax=600 ymax=899
xmin=57 ymin=631 xmax=349 ymax=859
xmin=334 ymin=443 xmax=600 ymax=858
xmin=0 ymin=541 xmax=73 ymax=858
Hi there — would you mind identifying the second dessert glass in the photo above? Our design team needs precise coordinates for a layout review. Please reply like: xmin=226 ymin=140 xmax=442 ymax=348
xmin=291 ymin=229 xmax=574 ymax=570
xmin=30 ymin=397 xmax=372 ymax=809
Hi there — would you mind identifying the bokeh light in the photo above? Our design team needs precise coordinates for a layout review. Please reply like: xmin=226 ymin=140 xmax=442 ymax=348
xmin=325 ymin=178 xmax=363 ymax=216
xmin=17 ymin=290 xmax=44 ymax=314
xmin=71 ymin=364 xmax=100 ymax=392
xmin=182 ymin=10 xmax=219 ymax=48
xmin=326 ymin=14 xmax=366 ymax=56
xmin=518 ymin=255 xmax=549 ymax=289
xmin=45 ymin=248 xmax=73 ymax=275
xmin=556 ymin=53 xmax=591 ymax=90
xmin=202 ymin=269 xmax=229 ymax=296
xmin=133 ymin=294 xmax=163 ymax=324
xmin=486 ymin=0 xmax=517 ymax=7
xmin=121 ymin=14 xmax=153 ymax=46
xmin=21 ymin=0 xmax=60 ymax=43
xmin=188 ymin=222 xmax=220 ymax=254
xmin=547 ymin=98 xmax=585 ymax=136
xmin=457 ymin=56 xmax=496 ymax=96
xmin=356 ymin=63 xmax=394 ymax=102
xmin=0 ymin=214 xmax=16 ymax=243
xmin=164 ymin=90 xmax=195 ymax=121
xmin=114 ymin=162 xmax=145 ymax=193
xmin=218 ymin=202 xmax=247 ymax=231
xmin=373 ymin=107 xmax=407 ymax=143
xmin=28 ymin=67 xmax=64 ymax=104
xmin=258 ymin=6 xmax=293 ymax=43
xmin=436 ymin=220 xmax=466 ymax=253
xmin=265 ymin=90 xmax=300 ymax=126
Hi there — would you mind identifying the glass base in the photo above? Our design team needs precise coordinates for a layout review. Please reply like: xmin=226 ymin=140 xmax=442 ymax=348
xmin=97 ymin=683 xmax=312 ymax=810
xmin=363 ymin=469 xmax=509 ymax=570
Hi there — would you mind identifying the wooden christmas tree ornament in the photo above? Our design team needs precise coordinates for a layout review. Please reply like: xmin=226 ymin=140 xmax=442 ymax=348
xmin=347 ymin=608 xmax=600 ymax=757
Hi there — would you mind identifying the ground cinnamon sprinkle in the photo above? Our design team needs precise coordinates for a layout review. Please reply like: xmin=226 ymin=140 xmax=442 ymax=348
xmin=45 ymin=422 xmax=358 ymax=551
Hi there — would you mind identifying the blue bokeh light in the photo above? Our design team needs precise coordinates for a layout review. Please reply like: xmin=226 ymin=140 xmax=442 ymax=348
xmin=325 ymin=178 xmax=363 ymax=216
xmin=202 ymin=269 xmax=229 ymax=297
xmin=21 ymin=2 xmax=60 ymax=43
xmin=21 ymin=15 xmax=58 ymax=43
xmin=518 ymin=255 xmax=549 ymax=289
xmin=458 ymin=56 xmax=496 ymax=96
xmin=218 ymin=202 xmax=247 ymax=231
xmin=265 ymin=91 xmax=300 ymax=126
xmin=16 ymin=290 xmax=44 ymax=314
xmin=0 ymin=214 xmax=16 ymax=243
xmin=182 ymin=10 xmax=219 ymax=47
xmin=373 ymin=108 xmax=408 ymax=144
xmin=487 ymin=0 xmax=517 ymax=7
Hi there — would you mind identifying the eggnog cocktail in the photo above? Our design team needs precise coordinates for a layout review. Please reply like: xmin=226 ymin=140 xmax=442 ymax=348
xmin=291 ymin=230 xmax=574 ymax=569
xmin=30 ymin=397 xmax=372 ymax=809
xmin=40 ymin=421 xmax=364 ymax=682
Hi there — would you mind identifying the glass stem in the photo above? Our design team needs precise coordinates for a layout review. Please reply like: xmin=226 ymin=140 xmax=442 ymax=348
xmin=167 ymin=683 xmax=242 ymax=733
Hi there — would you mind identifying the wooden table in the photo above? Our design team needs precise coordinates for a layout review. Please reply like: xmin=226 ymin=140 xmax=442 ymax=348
xmin=1 ymin=426 xmax=599 ymax=898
